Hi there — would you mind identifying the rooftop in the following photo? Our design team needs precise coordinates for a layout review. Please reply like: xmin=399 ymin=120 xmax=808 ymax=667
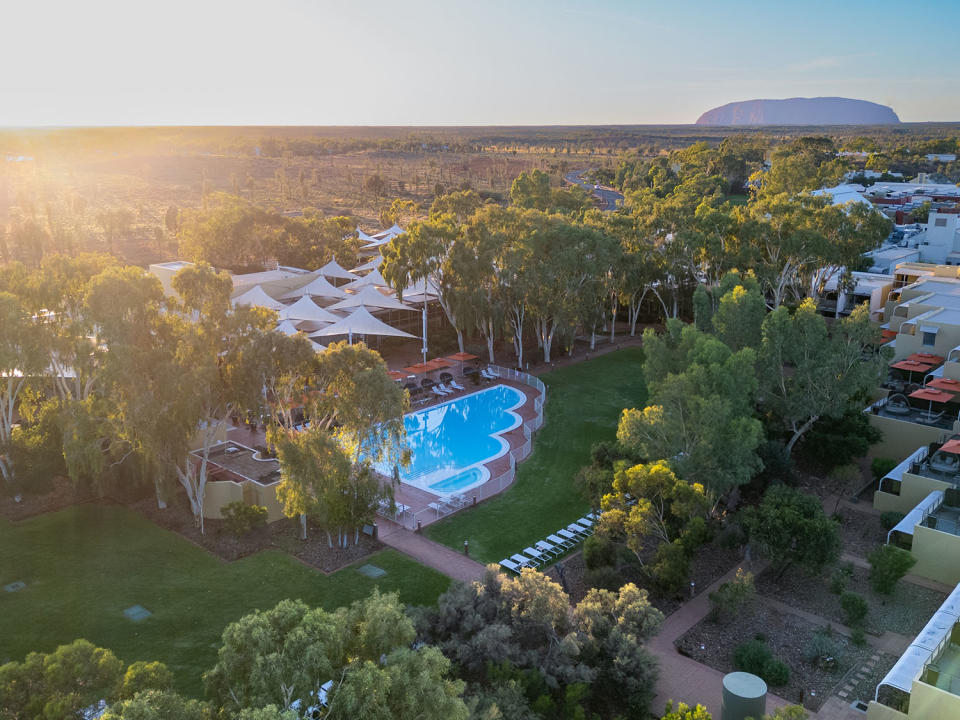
xmin=193 ymin=441 xmax=281 ymax=486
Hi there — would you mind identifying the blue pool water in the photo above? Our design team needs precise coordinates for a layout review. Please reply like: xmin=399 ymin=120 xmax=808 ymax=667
xmin=376 ymin=385 xmax=525 ymax=495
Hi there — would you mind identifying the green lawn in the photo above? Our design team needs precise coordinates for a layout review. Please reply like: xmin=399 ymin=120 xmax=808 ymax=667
xmin=424 ymin=347 xmax=647 ymax=563
xmin=0 ymin=504 xmax=449 ymax=697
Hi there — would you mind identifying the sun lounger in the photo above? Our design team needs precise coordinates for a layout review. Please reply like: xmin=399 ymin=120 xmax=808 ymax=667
xmin=584 ymin=511 xmax=598 ymax=520
xmin=568 ymin=522 xmax=592 ymax=536
xmin=548 ymin=533 xmax=575 ymax=549
xmin=511 ymin=553 xmax=537 ymax=569
xmin=557 ymin=528 xmax=580 ymax=543
xmin=499 ymin=558 xmax=522 ymax=573
xmin=428 ymin=501 xmax=445 ymax=516
xmin=524 ymin=547 xmax=548 ymax=564
xmin=431 ymin=386 xmax=448 ymax=397
xmin=536 ymin=540 xmax=562 ymax=557
xmin=577 ymin=517 xmax=594 ymax=527
xmin=437 ymin=383 xmax=455 ymax=394
xmin=450 ymin=380 xmax=465 ymax=391
xmin=480 ymin=369 xmax=496 ymax=380
xmin=485 ymin=366 xmax=499 ymax=377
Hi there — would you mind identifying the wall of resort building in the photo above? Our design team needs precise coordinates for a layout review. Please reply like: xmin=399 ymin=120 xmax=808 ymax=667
xmin=202 ymin=478 xmax=285 ymax=522
xmin=910 ymin=524 xmax=960 ymax=586
xmin=867 ymin=680 xmax=960 ymax=720
xmin=866 ymin=414 xmax=956 ymax=464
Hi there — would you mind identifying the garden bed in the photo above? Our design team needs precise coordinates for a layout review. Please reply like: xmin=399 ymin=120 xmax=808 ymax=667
xmin=547 ymin=534 xmax=743 ymax=615
xmin=131 ymin=496 xmax=383 ymax=573
xmin=0 ymin=477 xmax=94 ymax=522
xmin=835 ymin=507 xmax=887 ymax=558
xmin=756 ymin=564 xmax=947 ymax=637
xmin=676 ymin=602 xmax=878 ymax=708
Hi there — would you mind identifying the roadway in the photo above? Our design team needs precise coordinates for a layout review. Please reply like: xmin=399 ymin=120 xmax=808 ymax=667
xmin=564 ymin=170 xmax=624 ymax=211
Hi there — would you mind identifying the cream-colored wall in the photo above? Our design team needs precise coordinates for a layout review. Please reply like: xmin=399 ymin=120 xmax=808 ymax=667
xmin=188 ymin=422 xmax=228 ymax=452
xmin=895 ymin=321 xmax=960 ymax=361
xmin=203 ymin=481 xmax=244 ymax=518
xmin=867 ymin=414 xmax=954 ymax=461
xmin=868 ymin=678 xmax=960 ymax=719
xmin=874 ymin=473 xmax=953 ymax=514
xmin=911 ymin=524 xmax=960 ymax=586
xmin=866 ymin=700 xmax=907 ymax=720
xmin=202 ymin=480 xmax=285 ymax=522
xmin=905 ymin=678 xmax=960 ymax=718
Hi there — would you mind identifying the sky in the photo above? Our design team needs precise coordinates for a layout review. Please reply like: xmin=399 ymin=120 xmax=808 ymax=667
xmin=3 ymin=0 xmax=959 ymax=126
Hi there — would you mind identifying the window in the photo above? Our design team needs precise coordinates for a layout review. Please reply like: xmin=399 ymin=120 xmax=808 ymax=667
xmin=936 ymin=218 xmax=948 ymax=227
xmin=923 ymin=329 xmax=938 ymax=347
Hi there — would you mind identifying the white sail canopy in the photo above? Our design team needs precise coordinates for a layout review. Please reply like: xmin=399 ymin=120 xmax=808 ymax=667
xmin=278 ymin=274 xmax=346 ymax=301
xmin=275 ymin=319 xmax=301 ymax=336
xmin=232 ymin=285 xmax=284 ymax=311
xmin=277 ymin=296 xmax=341 ymax=324
xmin=342 ymin=268 xmax=390 ymax=292
xmin=310 ymin=306 xmax=416 ymax=341
xmin=326 ymin=285 xmax=413 ymax=312
xmin=350 ymin=255 xmax=384 ymax=274
xmin=318 ymin=259 xmax=359 ymax=281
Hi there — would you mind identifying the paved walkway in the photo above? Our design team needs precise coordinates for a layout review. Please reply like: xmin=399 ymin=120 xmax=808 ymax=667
xmin=377 ymin=519 xmax=486 ymax=584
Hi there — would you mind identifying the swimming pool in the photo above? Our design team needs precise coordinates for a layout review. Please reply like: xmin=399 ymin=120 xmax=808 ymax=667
xmin=376 ymin=384 xmax=526 ymax=495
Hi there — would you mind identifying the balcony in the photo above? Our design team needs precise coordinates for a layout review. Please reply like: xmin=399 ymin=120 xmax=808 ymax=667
xmin=869 ymin=395 xmax=958 ymax=431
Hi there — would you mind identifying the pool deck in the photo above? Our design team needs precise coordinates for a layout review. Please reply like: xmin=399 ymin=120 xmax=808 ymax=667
xmin=384 ymin=378 xmax=540 ymax=530
xmin=226 ymin=379 xmax=541 ymax=531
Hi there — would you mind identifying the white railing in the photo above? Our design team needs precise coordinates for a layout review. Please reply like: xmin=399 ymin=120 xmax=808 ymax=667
xmin=393 ymin=365 xmax=547 ymax=529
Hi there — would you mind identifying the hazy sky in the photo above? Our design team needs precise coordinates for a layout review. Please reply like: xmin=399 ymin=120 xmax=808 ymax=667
xmin=3 ymin=0 xmax=959 ymax=126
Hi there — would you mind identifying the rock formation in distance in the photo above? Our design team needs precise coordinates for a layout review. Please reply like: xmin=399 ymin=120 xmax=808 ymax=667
xmin=696 ymin=97 xmax=900 ymax=126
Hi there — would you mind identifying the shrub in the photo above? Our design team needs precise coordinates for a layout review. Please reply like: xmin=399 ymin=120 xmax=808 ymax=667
xmin=868 ymin=545 xmax=917 ymax=594
xmin=880 ymin=511 xmax=905 ymax=531
xmin=762 ymin=658 xmax=790 ymax=687
xmin=829 ymin=569 xmax=846 ymax=595
xmin=734 ymin=639 xmax=772 ymax=676
xmin=871 ymin=457 xmax=898 ymax=482
xmin=804 ymin=627 xmax=840 ymax=668
xmin=709 ymin=568 xmax=755 ymax=623
xmin=584 ymin=566 xmax=622 ymax=592
xmin=679 ymin=516 xmax=712 ymax=554
xmin=221 ymin=502 xmax=269 ymax=537
xmin=651 ymin=539 xmax=691 ymax=594
xmin=717 ymin=522 xmax=747 ymax=550
xmin=583 ymin=534 xmax=616 ymax=570
xmin=840 ymin=592 xmax=868 ymax=626
xmin=851 ymin=626 xmax=867 ymax=647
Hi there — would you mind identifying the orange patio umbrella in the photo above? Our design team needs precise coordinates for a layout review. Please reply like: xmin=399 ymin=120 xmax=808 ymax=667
xmin=891 ymin=360 xmax=935 ymax=383
xmin=927 ymin=377 xmax=960 ymax=395
xmin=909 ymin=387 xmax=955 ymax=417
xmin=907 ymin=352 xmax=945 ymax=366
xmin=445 ymin=351 xmax=478 ymax=375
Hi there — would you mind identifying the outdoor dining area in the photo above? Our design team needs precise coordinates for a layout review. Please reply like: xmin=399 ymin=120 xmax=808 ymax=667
xmin=886 ymin=353 xmax=947 ymax=394
xmin=394 ymin=352 xmax=488 ymax=404
xmin=881 ymin=357 xmax=960 ymax=428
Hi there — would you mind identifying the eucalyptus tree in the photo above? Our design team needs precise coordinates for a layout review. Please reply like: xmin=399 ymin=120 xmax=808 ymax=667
xmin=759 ymin=300 xmax=886 ymax=458
xmin=381 ymin=216 xmax=465 ymax=351
xmin=167 ymin=263 xmax=276 ymax=532
xmin=0 ymin=292 xmax=47 ymax=490
xmin=272 ymin=341 xmax=407 ymax=544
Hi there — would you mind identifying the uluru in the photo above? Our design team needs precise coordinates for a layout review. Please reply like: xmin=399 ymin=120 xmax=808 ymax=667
xmin=696 ymin=97 xmax=900 ymax=126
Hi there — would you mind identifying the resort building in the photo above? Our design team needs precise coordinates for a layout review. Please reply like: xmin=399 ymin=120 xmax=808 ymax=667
xmin=192 ymin=441 xmax=285 ymax=522
xmin=876 ymin=437 xmax=960 ymax=585
xmin=868 ymin=583 xmax=960 ymax=719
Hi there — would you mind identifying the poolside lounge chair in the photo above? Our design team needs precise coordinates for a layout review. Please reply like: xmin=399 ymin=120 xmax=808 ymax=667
xmin=437 ymin=383 xmax=456 ymax=395
xmin=524 ymin=547 xmax=548 ymax=564
xmin=536 ymin=540 xmax=562 ymax=557
xmin=485 ymin=366 xmax=499 ymax=377
xmin=450 ymin=379 xmax=465 ymax=391
xmin=577 ymin=517 xmax=594 ymax=528
xmin=499 ymin=558 xmax=522 ymax=574
xmin=547 ymin=533 xmax=575 ymax=550
xmin=511 ymin=553 xmax=538 ymax=569
xmin=431 ymin=386 xmax=447 ymax=398
xmin=556 ymin=528 xmax=581 ymax=544
xmin=480 ymin=368 xmax=497 ymax=380
xmin=568 ymin=522 xmax=592 ymax=536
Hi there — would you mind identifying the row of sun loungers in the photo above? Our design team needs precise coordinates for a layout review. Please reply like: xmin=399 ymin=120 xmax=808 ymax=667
xmin=499 ymin=513 xmax=596 ymax=573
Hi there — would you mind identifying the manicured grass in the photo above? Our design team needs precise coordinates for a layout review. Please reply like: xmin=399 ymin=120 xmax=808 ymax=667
xmin=0 ymin=504 xmax=450 ymax=697
xmin=425 ymin=347 xmax=646 ymax=563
